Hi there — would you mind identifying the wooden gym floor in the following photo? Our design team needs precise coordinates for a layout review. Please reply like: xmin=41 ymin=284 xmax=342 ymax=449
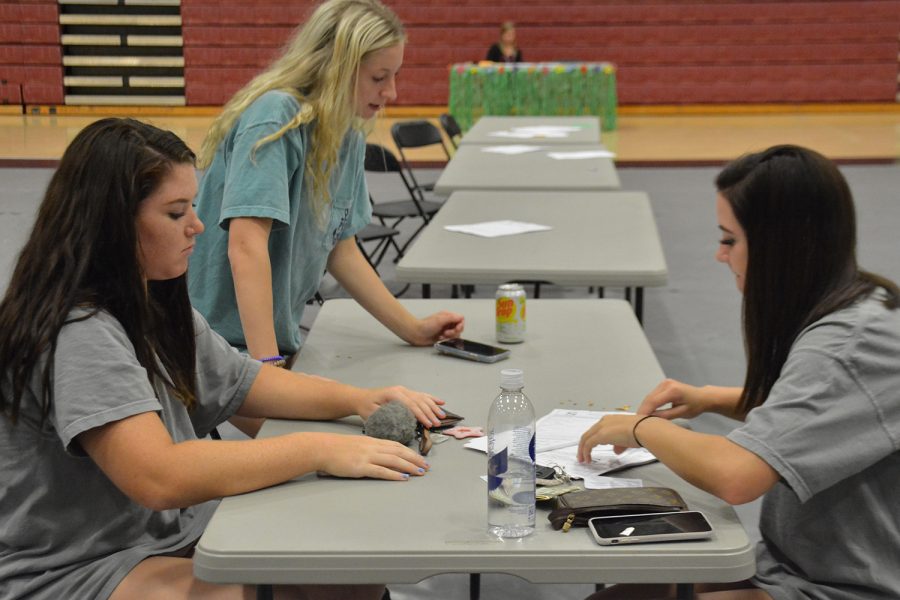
xmin=1 ymin=103 xmax=899 ymax=166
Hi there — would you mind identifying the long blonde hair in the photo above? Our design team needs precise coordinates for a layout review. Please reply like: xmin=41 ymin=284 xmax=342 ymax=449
xmin=197 ymin=0 xmax=404 ymax=219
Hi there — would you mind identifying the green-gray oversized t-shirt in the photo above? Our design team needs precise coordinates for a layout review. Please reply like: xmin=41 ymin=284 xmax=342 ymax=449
xmin=0 ymin=309 xmax=260 ymax=600
xmin=188 ymin=90 xmax=372 ymax=355
xmin=728 ymin=291 xmax=900 ymax=599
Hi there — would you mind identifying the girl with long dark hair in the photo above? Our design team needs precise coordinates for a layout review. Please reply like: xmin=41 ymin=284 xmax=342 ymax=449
xmin=0 ymin=118 xmax=438 ymax=600
xmin=579 ymin=145 xmax=900 ymax=599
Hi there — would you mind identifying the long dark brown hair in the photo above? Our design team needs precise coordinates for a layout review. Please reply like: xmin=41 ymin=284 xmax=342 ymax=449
xmin=716 ymin=145 xmax=898 ymax=417
xmin=0 ymin=118 xmax=199 ymax=425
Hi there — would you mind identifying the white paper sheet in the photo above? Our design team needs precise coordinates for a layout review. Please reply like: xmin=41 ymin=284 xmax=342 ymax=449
xmin=585 ymin=476 xmax=644 ymax=489
xmin=444 ymin=220 xmax=552 ymax=238
xmin=546 ymin=150 xmax=615 ymax=160
xmin=480 ymin=145 xmax=544 ymax=155
xmin=489 ymin=131 xmax=565 ymax=139
xmin=482 ymin=473 xmax=639 ymax=490
xmin=533 ymin=409 xmax=614 ymax=451
xmin=465 ymin=409 xmax=657 ymax=476
xmin=488 ymin=125 xmax=583 ymax=140
xmin=536 ymin=445 xmax=656 ymax=480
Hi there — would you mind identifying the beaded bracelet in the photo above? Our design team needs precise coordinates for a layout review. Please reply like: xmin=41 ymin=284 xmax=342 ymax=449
xmin=631 ymin=415 xmax=658 ymax=448
xmin=260 ymin=355 xmax=287 ymax=368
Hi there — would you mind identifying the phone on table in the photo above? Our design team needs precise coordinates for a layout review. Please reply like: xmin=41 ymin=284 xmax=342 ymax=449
xmin=434 ymin=338 xmax=510 ymax=363
xmin=587 ymin=511 xmax=713 ymax=546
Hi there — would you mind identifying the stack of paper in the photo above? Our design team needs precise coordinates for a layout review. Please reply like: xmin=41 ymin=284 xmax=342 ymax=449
xmin=466 ymin=409 xmax=657 ymax=488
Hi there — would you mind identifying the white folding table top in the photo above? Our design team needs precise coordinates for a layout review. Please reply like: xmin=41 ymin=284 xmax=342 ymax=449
xmin=459 ymin=115 xmax=601 ymax=146
xmin=434 ymin=143 xmax=620 ymax=195
xmin=194 ymin=299 xmax=754 ymax=587
xmin=396 ymin=190 xmax=668 ymax=288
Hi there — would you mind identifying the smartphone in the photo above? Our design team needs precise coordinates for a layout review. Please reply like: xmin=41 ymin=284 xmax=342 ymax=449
xmin=588 ymin=511 xmax=713 ymax=546
xmin=535 ymin=464 xmax=557 ymax=479
xmin=434 ymin=408 xmax=464 ymax=429
xmin=434 ymin=338 xmax=510 ymax=363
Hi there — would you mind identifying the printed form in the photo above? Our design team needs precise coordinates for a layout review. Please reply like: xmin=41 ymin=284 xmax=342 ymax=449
xmin=467 ymin=409 xmax=657 ymax=488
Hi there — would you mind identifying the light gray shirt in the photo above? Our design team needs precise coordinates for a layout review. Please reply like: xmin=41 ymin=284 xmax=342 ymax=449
xmin=0 ymin=309 xmax=261 ymax=600
xmin=728 ymin=292 xmax=900 ymax=599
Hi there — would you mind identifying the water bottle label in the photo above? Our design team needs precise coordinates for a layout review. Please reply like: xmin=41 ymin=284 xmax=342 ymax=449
xmin=487 ymin=446 xmax=508 ymax=491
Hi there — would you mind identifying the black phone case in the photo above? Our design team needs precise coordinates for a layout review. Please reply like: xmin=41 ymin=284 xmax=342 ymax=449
xmin=433 ymin=409 xmax=463 ymax=429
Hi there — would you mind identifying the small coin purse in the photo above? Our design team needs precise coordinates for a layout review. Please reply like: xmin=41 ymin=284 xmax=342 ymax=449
xmin=547 ymin=487 xmax=688 ymax=532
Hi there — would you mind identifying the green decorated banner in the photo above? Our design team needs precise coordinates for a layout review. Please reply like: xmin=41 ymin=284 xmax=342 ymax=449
xmin=448 ymin=62 xmax=617 ymax=132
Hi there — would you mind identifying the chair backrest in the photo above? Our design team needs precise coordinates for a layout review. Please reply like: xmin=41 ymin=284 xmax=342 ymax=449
xmin=364 ymin=142 xmax=403 ymax=173
xmin=390 ymin=120 xmax=450 ymax=195
xmin=391 ymin=119 xmax=445 ymax=149
xmin=391 ymin=120 xmax=451 ymax=161
xmin=364 ymin=143 xmax=423 ymax=202
xmin=439 ymin=113 xmax=462 ymax=148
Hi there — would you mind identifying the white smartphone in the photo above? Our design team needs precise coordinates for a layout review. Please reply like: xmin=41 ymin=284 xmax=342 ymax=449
xmin=588 ymin=511 xmax=713 ymax=546
xmin=434 ymin=338 xmax=510 ymax=363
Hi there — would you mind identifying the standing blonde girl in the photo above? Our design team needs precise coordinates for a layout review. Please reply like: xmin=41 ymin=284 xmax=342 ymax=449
xmin=189 ymin=0 xmax=463 ymax=388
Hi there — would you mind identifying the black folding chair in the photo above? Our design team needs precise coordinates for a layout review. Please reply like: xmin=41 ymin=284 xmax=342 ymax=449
xmin=390 ymin=120 xmax=452 ymax=193
xmin=355 ymin=221 xmax=400 ymax=272
xmin=364 ymin=143 xmax=442 ymax=261
xmin=439 ymin=113 xmax=463 ymax=149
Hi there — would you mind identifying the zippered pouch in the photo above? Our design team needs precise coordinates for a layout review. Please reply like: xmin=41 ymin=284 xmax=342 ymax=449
xmin=547 ymin=487 xmax=687 ymax=532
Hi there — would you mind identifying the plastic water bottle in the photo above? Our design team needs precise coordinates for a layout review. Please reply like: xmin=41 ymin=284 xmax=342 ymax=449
xmin=487 ymin=368 xmax=536 ymax=538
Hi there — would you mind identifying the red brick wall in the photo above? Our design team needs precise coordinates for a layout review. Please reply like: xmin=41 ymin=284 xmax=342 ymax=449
xmin=0 ymin=1 xmax=62 ymax=105
xmin=182 ymin=0 xmax=900 ymax=106
xmin=2 ymin=1 xmax=898 ymax=107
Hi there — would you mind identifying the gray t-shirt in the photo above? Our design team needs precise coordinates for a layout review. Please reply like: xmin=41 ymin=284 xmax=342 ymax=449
xmin=728 ymin=292 xmax=900 ymax=599
xmin=0 ymin=309 xmax=261 ymax=600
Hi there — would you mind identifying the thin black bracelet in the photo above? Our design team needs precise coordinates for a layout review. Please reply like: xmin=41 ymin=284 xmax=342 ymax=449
xmin=632 ymin=415 xmax=658 ymax=448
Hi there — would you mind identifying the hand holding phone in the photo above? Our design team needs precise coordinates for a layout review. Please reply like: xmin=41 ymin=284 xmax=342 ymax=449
xmin=588 ymin=511 xmax=713 ymax=545
xmin=434 ymin=338 xmax=510 ymax=363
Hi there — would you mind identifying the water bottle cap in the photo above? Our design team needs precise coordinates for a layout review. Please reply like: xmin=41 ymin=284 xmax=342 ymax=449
xmin=499 ymin=368 xmax=524 ymax=389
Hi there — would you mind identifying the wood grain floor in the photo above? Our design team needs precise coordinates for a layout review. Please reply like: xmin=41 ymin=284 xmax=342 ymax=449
xmin=2 ymin=105 xmax=899 ymax=165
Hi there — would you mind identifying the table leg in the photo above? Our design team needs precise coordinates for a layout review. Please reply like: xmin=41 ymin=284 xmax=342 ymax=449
xmin=676 ymin=583 xmax=694 ymax=599
xmin=635 ymin=287 xmax=644 ymax=324
xmin=257 ymin=584 xmax=273 ymax=600
xmin=469 ymin=573 xmax=481 ymax=600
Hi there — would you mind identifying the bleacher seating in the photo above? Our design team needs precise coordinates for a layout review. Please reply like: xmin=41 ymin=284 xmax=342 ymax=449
xmin=58 ymin=2 xmax=186 ymax=106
